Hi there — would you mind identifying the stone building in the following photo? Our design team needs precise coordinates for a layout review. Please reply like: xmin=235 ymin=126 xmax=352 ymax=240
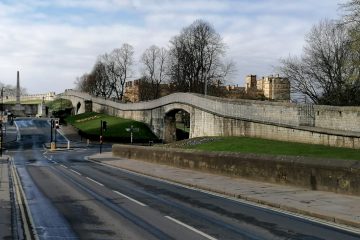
xmin=124 ymin=78 xmax=171 ymax=103
xmin=245 ymin=74 xmax=290 ymax=101
xmin=124 ymin=79 xmax=141 ymax=103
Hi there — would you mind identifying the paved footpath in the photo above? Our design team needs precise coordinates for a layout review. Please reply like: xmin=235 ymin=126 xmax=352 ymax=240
xmin=89 ymin=151 xmax=360 ymax=229
xmin=0 ymin=156 xmax=11 ymax=240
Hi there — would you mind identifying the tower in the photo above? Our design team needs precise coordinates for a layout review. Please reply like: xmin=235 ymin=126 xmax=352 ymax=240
xmin=16 ymin=71 xmax=20 ymax=107
xmin=245 ymin=75 xmax=257 ymax=92
xmin=13 ymin=71 xmax=25 ymax=116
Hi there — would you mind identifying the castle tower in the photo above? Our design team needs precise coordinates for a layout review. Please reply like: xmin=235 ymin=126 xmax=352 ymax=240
xmin=245 ymin=75 xmax=257 ymax=92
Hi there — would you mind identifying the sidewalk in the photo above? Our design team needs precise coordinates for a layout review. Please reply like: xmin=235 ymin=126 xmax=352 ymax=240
xmin=0 ymin=156 xmax=11 ymax=240
xmin=89 ymin=151 xmax=360 ymax=229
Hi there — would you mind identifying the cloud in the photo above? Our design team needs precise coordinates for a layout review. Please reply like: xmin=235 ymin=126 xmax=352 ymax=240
xmin=0 ymin=0 xmax=347 ymax=93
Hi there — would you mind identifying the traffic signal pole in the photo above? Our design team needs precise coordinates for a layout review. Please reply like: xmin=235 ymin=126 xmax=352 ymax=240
xmin=100 ymin=120 xmax=103 ymax=154
xmin=99 ymin=120 xmax=107 ymax=154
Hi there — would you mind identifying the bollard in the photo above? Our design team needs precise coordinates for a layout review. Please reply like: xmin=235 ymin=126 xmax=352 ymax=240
xmin=67 ymin=141 xmax=70 ymax=150
xmin=50 ymin=142 xmax=56 ymax=151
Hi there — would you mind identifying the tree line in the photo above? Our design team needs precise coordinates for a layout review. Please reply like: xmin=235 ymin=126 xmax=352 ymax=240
xmin=75 ymin=19 xmax=234 ymax=101
xmin=279 ymin=0 xmax=360 ymax=106
xmin=77 ymin=0 xmax=360 ymax=106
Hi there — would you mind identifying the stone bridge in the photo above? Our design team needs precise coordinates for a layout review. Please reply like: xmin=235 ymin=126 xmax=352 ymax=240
xmin=61 ymin=89 xmax=360 ymax=148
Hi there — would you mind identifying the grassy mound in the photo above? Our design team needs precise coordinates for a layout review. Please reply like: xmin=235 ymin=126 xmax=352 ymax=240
xmin=165 ymin=136 xmax=360 ymax=161
xmin=66 ymin=112 xmax=158 ymax=143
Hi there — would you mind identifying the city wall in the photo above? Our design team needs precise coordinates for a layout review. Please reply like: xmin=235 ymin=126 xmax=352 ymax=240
xmin=113 ymin=144 xmax=360 ymax=196
xmin=3 ymin=92 xmax=56 ymax=103
xmin=61 ymin=90 xmax=360 ymax=148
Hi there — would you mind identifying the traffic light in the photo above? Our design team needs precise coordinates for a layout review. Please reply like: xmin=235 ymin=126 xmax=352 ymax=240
xmin=102 ymin=121 xmax=107 ymax=132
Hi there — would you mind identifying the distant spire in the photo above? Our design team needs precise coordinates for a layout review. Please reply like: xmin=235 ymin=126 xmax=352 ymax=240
xmin=16 ymin=71 xmax=20 ymax=105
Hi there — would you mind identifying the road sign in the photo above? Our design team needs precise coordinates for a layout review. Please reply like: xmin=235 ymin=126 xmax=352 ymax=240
xmin=126 ymin=125 xmax=139 ymax=144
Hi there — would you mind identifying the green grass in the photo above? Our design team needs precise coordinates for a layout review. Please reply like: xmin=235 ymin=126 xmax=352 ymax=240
xmin=66 ymin=112 xmax=157 ymax=140
xmin=185 ymin=137 xmax=360 ymax=160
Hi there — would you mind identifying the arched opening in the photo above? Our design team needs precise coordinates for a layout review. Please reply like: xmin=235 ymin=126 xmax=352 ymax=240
xmin=164 ymin=109 xmax=190 ymax=143
xmin=76 ymin=102 xmax=81 ymax=114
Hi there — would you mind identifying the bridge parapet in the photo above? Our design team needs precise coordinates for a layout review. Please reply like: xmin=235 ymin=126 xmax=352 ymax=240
xmin=62 ymin=89 xmax=300 ymax=126
xmin=61 ymin=89 xmax=360 ymax=148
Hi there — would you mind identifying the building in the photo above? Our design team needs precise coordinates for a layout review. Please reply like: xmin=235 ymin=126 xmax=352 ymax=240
xmin=124 ymin=79 xmax=141 ymax=103
xmin=245 ymin=74 xmax=290 ymax=101
xmin=124 ymin=78 xmax=171 ymax=103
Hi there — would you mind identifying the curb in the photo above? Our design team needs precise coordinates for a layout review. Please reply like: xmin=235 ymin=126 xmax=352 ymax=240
xmin=89 ymin=157 xmax=360 ymax=230
xmin=10 ymin=159 xmax=39 ymax=240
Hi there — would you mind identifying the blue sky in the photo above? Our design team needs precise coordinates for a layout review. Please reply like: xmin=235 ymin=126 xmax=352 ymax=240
xmin=0 ymin=0 xmax=346 ymax=94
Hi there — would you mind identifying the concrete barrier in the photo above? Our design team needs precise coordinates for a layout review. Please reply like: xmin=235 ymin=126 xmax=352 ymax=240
xmin=113 ymin=144 xmax=360 ymax=196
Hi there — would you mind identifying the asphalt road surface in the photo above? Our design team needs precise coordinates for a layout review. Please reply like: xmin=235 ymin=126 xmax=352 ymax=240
xmin=5 ymin=118 xmax=360 ymax=240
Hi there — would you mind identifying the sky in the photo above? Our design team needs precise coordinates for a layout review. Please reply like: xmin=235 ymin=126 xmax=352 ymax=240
xmin=0 ymin=0 xmax=347 ymax=94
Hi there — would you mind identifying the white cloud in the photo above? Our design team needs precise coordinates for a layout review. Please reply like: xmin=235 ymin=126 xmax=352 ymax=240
xmin=0 ymin=0 xmax=347 ymax=93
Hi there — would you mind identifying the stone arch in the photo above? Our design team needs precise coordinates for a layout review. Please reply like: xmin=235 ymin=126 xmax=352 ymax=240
xmin=163 ymin=108 xmax=191 ymax=143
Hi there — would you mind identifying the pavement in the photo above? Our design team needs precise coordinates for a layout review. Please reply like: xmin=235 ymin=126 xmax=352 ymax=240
xmin=0 ymin=156 xmax=11 ymax=240
xmin=88 ymin=151 xmax=360 ymax=229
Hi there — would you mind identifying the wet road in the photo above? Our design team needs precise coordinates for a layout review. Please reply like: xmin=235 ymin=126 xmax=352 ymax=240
xmin=6 ymin=118 xmax=360 ymax=239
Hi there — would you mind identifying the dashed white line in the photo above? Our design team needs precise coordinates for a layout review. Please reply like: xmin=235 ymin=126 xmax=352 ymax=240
xmin=165 ymin=216 xmax=217 ymax=240
xmin=86 ymin=177 xmax=104 ymax=186
xmin=70 ymin=169 xmax=82 ymax=176
xmin=60 ymin=164 xmax=68 ymax=169
xmin=113 ymin=190 xmax=147 ymax=207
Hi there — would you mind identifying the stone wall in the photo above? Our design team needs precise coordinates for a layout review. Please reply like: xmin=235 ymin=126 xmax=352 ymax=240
xmin=3 ymin=92 xmax=56 ymax=103
xmin=61 ymin=90 xmax=360 ymax=147
xmin=113 ymin=144 xmax=360 ymax=196
xmin=314 ymin=105 xmax=360 ymax=132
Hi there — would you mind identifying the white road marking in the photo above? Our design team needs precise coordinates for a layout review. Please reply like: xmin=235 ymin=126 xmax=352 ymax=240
xmin=60 ymin=164 xmax=68 ymax=169
xmin=87 ymin=159 xmax=360 ymax=235
xmin=86 ymin=177 xmax=104 ymax=186
xmin=70 ymin=169 xmax=82 ymax=176
xmin=113 ymin=190 xmax=147 ymax=207
xmin=165 ymin=216 xmax=217 ymax=240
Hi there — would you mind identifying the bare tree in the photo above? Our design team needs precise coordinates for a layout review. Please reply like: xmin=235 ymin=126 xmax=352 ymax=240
xmin=110 ymin=43 xmax=134 ymax=100
xmin=279 ymin=19 xmax=360 ymax=105
xmin=342 ymin=0 xmax=360 ymax=24
xmin=75 ymin=61 xmax=112 ymax=98
xmin=168 ymin=19 xmax=234 ymax=95
xmin=140 ymin=45 xmax=168 ymax=99
xmin=0 ymin=83 xmax=27 ymax=99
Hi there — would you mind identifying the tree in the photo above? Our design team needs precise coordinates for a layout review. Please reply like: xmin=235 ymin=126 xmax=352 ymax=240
xmin=140 ymin=45 xmax=168 ymax=99
xmin=75 ymin=60 xmax=112 ymax=98
xmin=342 ymin=0 xmax=360 ymax=97
xmin=76 ymin=43 xmax=135 ymax=101
xmin=0 ymin=81 xmax=27 ymax=97
xmin=168 ymin=19 xmax=234 ymax=95
xmin=110 ymin=43 xmax=134 ymax=100
xmin=279 ymin=19 xmax=360 ymax=105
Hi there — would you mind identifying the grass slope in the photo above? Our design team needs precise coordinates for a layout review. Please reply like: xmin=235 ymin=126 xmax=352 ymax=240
xmin=66 ymin=112 xmax=157 ymax=141
xmin=183 ymin=137 xmax=360 ymax=160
